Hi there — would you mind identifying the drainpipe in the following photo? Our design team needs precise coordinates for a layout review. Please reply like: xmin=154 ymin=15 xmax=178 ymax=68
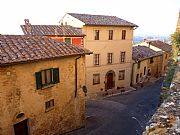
xmin=75 ymin=55 xmax=81 ymax=97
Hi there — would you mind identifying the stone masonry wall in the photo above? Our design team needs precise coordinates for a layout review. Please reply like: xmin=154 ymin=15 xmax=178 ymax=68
xmin=0 ymin=56 xmax=86 ymax=135
xmin=143 ymin=64 xmax=180 ymax=135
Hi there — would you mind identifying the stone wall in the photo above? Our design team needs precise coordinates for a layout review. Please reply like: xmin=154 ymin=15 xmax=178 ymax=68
xmin=143 ymin=64 xmax=180 ymax=135
xmin=0 ymin=56 xmax=86 ymax=135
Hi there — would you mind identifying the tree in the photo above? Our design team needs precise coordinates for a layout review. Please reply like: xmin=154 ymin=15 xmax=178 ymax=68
xmin=171 ymin=31 xmax=180 ymax=62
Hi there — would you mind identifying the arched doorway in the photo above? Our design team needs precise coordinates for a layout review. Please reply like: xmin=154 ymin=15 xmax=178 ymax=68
xmin=105 ymin=70 xmax=115 ymax=90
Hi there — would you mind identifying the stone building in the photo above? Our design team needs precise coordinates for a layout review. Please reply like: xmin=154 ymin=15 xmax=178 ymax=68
xmin=0 ymin=35 xmax=91 ymax=135
xmin=131 ymin=46 xmax=163 ymax=86
xmin=137 ymin=40 xmax=171 ymax=76
xmin=60 ymin=13 xmax=138 ymax=96
xmin=21 ymin=19 xmax=85 ymax=47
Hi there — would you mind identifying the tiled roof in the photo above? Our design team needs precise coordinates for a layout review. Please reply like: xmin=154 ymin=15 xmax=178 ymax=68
xmin=68 ymin=13 xmax=138 ymax=27
xmin=147 ymin=40 xmax=172 ymax=52
xmin=0 ymin=35 xmax=91 ymax=66
xmin=132 ymin=46 xmax=163 ymax=62
xmin=21 ymin=25 xmax=84 ymax=36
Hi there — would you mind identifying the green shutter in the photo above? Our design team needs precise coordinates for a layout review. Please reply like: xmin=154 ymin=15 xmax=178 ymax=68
xmin=64 ymin=38 xmax=71 ymax=43
xmin=53 ymin=68 xmax=60 ymax=84
xmin=35 ymin=72 xmax=42 ymax=89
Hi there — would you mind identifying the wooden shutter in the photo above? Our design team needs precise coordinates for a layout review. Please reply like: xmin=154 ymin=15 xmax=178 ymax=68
xmin=53 ymin=68 xmax=60 ymax=84
xmin=35 ymin=72 xmax=42 ymax=89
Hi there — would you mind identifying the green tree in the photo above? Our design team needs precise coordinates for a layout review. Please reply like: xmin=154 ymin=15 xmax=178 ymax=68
xmin=171 ymin=31 xmax=180 ymax=62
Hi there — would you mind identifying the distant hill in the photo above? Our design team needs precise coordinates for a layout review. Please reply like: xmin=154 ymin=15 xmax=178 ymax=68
xmin=133 ymin=35 xmax=171 ymax=45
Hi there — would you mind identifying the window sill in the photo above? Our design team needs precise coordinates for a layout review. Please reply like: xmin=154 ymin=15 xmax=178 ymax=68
xmin=45 ymin=107 xmax=55 ymax=113
xmin=93 ymin=83 xmax=100 ymax=85
xmin=41 ymin=84 xmax=54 ymax=90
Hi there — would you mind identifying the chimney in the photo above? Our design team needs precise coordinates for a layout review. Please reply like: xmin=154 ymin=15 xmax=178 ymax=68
xmin=24 ymin=19 xmax=32 ymax=35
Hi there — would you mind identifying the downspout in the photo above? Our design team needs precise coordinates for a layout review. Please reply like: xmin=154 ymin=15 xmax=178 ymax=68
xmin=75 ymin=55 xmax=81 ymax=97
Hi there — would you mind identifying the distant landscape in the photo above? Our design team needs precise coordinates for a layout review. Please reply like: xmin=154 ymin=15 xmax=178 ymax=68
xmin=134 ymin=35 xmax=171 ymax=44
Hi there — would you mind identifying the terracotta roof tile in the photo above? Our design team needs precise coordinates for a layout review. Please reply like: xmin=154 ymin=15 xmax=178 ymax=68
xmin=68 ymin=13 xmax=138 ymax=27
xmin=132 ymin=46 xmax=163 ymax=62
xmin=0 ymin=35 xmax=91 ymax=66
xmin=147 ymin=40 xmax=172 ymax=52
xmin=21 ymin=25 xmax=84 ymax=36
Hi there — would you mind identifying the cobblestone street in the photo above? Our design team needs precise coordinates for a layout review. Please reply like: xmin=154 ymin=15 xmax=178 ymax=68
xmin=64 ymin=78 xmax=163 ymax=135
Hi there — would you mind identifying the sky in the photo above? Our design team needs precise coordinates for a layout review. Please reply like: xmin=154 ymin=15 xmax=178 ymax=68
xmin=0 ymin=0 xmax=179 ymax=36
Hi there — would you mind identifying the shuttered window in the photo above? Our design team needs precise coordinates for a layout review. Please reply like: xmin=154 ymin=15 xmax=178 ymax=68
xmin=64 ymin=38 xmax=71 ymax=43
xmin=35 ymin=68 xmax=60 ymax=89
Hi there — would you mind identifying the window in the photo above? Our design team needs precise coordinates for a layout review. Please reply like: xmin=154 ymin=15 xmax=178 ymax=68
xmin=107 ymin=53 xmax=113 ymax=64
xmin=150 ymin=58 xmax=154 ymax=64
xmin=137 ymin=62 xmax=141 ymax=69
xmin=35 ymin=68 xmax=59 ymax=89
xmin=94 ymin=54 xmax=100 ymax=65
xmin=45 ymin=99 xmax=54 ymax=110
xmin=136 ymin=74 xmax=139 ymax=83
xmin=165 ymin=54 xmax=168 ymax=59
xmin=144 ymin=67 xmax=146 ymax=75
xmin=122 ymin=30 xmax=126 ymax=40
xmin=140 ymin=73 xmax=142 ymax=78
xmin=64 ymin=38 xmax=71 ymax=43
xmin=109 ymin=30 xmax=113 ymax=40
xmin=120 ymin=52 xmax=126 ymax=63
xmin=94 ymin=30 xmax=99 ymax=40
xmin=119 ymin=70 xmax=125 ymax=80
xmin=93 ymin=74 xmax=100 ymax=85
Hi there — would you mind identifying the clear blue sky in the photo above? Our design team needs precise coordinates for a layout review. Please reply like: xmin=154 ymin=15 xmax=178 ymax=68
xmin=0 ymin=0 xmax=179 ymax=36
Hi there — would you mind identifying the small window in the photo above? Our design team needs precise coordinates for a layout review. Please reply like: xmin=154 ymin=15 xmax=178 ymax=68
xmin=93 ymin=74 xmax=100 ymax=85
xmin=144 ymin=67 xmax=146 ymax=75
xmin=94 ymin=54 xmax=100 ymax=65
xmin=136 ymin=74 xmax=139 ymax=83
xmin=150 ymin=58 xmax=154 ymax=64
xmin=122 ymin=30 xmax=126 ymax=40
xmin=35 ymin=68 xmax=60 ymax=89
xmin=94 ymin=30 xmax=99 ymax=40
xmin=45 ymin=99 xmax=54 ymax=110
xmin=165 ymin=54 xmax=168 ymax=59
xmin=137 ymin=62 xmax=141 ymax=69
xmin=64 ymin=38 xmax=71 ymax=43
xmin=120 ymin=52 xmax=126 ymax=63
xmin=140 ymin=73 xmax=142 ymax=78
xmin=119 ymin=70 xmax=125 ymax=80
xmin=107 ymin=53 xmax=113 ymax=64
xmin=109 ymin=30 xmax=113 ymax=40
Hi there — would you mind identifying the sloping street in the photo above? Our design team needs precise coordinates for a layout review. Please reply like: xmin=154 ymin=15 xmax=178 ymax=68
xmin=65 ymin=79 xmax=163 ymax=135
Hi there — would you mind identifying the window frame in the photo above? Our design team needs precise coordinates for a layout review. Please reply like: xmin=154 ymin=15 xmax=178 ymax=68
xmin=93 ymin=73 xmax=100 ymax=85
xmin=119 ymin=70 xmax=125 ymax=80
xmin=107 ymin=53 xmax=113 ymax=64
xmin=94 ymin=54 xmax=100 ymax=65
xmin=137 ymin=62 xmax=141 ymax=69
xmin=120 ymin=51 xmax=126 ymax=63
xmin=45 ymin=99 xmax=55 ymax=111
xmin=150 ymin=58 xmax=154 ymax=64
xmin=35 ymin=68 xmax=60 ymax=90
xmin=108 ymin=30 xmax=113 ymax=40
xmin=122 ymin=30 xmax=126 ymax=40
xmin=64 ymin=38 xmax=71 ymax=43
xmin=94 ymin=30 xmax=99 ymax=40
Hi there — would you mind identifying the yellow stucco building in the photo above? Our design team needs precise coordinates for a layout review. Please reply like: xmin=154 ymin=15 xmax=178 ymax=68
xmin=137 ymin=40 xmax=171 ymax=76
xmin=0 ymin=35 xmax=91 ymax=135
xmin=131 ymin=46 xmax=163 ymax=86
xmin=60 ymin=13 xmax=138 ymax=96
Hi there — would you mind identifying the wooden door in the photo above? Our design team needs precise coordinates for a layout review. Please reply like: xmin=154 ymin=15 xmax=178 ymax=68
xmin=107 ymin=73 xmax=114 ymax=89
xmin=14 ymin=119 xmax=29 ymax=135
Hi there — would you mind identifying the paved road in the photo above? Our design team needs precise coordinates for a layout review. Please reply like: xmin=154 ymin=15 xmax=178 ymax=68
xmin=65 ymin=79 xmax=162 ymax=135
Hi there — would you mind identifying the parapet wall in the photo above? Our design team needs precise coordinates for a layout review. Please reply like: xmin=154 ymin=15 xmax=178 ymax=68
xmin=143 ymin=64 xmax=180 ymax=135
